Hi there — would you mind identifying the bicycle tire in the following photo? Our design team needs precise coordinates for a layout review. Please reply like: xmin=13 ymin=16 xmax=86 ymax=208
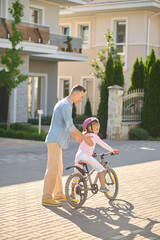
xmin=104 ymin=168 xmax=119 ymax=200
xmin=65 ymin=173 xmax=88 ymax=208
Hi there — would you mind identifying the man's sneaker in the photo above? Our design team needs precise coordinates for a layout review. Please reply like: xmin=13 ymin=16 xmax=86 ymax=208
xmin=42 ymin=199 xmax=62 ymax=206
xmin=99 ymin=186 xmax=109 ymax=193
xmin=70 ymin=195 xmax=79 ymax=202
xmin=54 ymin=195 xmax=66 ymax=202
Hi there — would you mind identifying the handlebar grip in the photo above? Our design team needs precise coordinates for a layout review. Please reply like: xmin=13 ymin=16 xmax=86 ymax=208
xmin=92 ymin=153 xmax=97 ymax=157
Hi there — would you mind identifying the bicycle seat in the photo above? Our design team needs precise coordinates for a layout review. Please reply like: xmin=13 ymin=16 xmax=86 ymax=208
xmin=78 ymin=160 xmax=87 ymax=165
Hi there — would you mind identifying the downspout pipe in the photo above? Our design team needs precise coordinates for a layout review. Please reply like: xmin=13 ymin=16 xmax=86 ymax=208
xmin=147 ymin=12 xmax=160 ymax=56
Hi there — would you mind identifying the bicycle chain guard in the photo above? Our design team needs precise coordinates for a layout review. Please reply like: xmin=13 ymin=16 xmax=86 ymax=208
xmin=75 ymin=179 xmax=85 ymax=196
xmin=91 ymin=184 xmax=98 ymax=194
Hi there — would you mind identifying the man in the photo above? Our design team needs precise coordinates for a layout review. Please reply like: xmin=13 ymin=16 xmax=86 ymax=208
xmin=42 ymin=85 xmax=93 ymax=206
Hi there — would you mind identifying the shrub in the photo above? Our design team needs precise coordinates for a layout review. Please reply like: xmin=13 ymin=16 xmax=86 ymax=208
xmin=0 ymin=123 xmax=47 ymax=141
xmin=75 ymin=124 xmax=83 ymax=132
xmin=28 ymin=116 xmax=51 ymax=125
xmin=97 ymin=54 xmax=114 ymax=139
xmin=147 ymin=136 xmax=160 ymax=141
xmin=128 ymin=57 xmax=145 ymax=92
xmin=129 ymin=127 xmax=149 ymax=140
xmin=84 ymin=98 xmax=92 ymax=117
xmin=73 ymin=114 xmax=87 ymax=124
xmin=142 ymin=58 xmax=160 ymax=137
xmin=72 ymin=103 xmax=77 ymax=119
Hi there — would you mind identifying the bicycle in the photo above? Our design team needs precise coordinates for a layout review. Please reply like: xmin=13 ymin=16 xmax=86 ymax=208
xmin=65 ymin=151 xmax=119 ymax=208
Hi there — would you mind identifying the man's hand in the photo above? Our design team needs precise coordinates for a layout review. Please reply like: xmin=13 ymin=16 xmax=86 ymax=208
xmin=70 ymin=132 xmax=82 ymax=143
xmin=84 ymin=136 xmax=94 ymax=146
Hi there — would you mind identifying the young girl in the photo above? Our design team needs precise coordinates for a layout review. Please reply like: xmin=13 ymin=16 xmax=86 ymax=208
xmin=71 ymin=117 xmax=119 ymax=200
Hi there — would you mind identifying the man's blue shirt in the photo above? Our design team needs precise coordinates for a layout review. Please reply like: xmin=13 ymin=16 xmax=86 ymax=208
xmin=45 ymin=97 xmax=76 ymax=149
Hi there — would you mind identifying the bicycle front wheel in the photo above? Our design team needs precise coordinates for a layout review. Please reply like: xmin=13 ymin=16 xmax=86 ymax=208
xmin=104 ymin=168 xmax=119 ymax=200
xmin=65 ymin=173 xmax=88 ymax=208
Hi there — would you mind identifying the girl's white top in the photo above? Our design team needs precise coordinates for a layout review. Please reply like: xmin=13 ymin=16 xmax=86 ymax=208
xmin=77 ymin=133 xmax=113 ymax=156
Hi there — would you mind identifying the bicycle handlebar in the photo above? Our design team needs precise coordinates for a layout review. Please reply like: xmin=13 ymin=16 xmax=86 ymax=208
xmin=92 ymin=150 xmax=119 ymax=158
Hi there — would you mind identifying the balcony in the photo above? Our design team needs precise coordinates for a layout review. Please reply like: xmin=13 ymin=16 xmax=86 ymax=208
xmin=50 ymin=33 xmax=82 ymax=53
xmin=0 ymin=18 xmax=82 ymax=54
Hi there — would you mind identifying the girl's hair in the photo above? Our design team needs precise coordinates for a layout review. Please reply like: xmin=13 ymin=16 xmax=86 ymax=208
xmin=83 ymin=120 xmax=99 ymax=134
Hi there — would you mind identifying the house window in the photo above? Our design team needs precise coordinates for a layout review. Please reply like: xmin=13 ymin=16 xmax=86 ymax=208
xmin=60 ymin=26 xmax=70 ymax=36
xmin=0 ymin=0 xmax=6 ymax=18
xmin=114 ymin=20 xmax=126 ymax=65
xmin=63 ymin=80 xmax=70 ymax=97
xmin=58 ymin=77 xmax=71 ymax=100
xmin=82 ymin=78 xmax=94 ymax=114
xmin=30 ymin=7 xmax=42 ymax=24
xmin=28 ymin=75 xmax=47 ymax=118
xmin=77 ymin=23 xmax=89 ymax=45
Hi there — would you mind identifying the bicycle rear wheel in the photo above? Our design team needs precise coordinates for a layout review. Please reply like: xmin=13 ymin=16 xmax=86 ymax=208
xmin=65 ymin=173 xmax=88 ymax=208
xmin=104 ymin=168 xmax=118 ymax=200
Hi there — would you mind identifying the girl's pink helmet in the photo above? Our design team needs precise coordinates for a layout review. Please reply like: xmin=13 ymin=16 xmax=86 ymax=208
xmin=82 ymin=117 xmax=99 ymax=130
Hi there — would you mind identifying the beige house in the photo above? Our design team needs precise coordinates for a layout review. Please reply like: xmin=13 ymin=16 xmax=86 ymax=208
xmin=0 ymin=0 xmax=87 ymax=123
xmin=59 ymin=0 xmax=160 ymax=115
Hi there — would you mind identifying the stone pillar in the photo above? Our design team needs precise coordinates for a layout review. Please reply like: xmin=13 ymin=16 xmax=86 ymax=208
xmin=107 ymin=85 xmax=124 ymax=140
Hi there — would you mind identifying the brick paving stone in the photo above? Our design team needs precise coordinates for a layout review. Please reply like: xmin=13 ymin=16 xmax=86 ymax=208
xmin=0 ymin=139 xmax=160 ymax=239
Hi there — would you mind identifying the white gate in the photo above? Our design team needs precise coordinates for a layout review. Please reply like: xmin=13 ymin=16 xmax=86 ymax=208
xmin=122 ymin=89 xmax=144 ymax=122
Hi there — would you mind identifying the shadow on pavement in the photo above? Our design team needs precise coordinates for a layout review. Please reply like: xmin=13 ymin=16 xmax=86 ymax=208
xmin=44 ymin=199 xmax=160 ymax=240
xmin=0 ymin=140 xmax=160 ymax=187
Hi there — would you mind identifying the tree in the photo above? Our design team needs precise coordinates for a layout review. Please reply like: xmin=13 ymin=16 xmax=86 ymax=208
xmin=91 ymin=30 xmax=124 ymax=138
xmin=113 ymin=55 xmax=124 ymax=87
xmin=97 ymin=53 xmax=114 ymax=138
xmin=91 ymin=29 xmax=117 ymax=80
xmin=139 ymin=57 xmax=145 ymax=88
xmin=128 ymin=57 xmax=145 ymax=92
xmin=84 ymin=98 xmax=92 ymax=117
xmin=142 ymin=49 xmax=156 ymax=129
xmin=142 ymin=59 xmax=160 ymax=136
xmin=72 ymin=103 xmax=77 ymax=119
xmin=0 ymin=0 xmax=27 ymax=129
xmin=144 ymin=48 xmax=156 ymax=92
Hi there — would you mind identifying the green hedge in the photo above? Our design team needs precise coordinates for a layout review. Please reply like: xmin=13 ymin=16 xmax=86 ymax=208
xmin=129 ymin=127 xmax=149 ymax=140
xmin=0 ymin=123 xmax=47 ymax=141
xmin=73 ymin=114 xmax=88 ymax=124
xmin=0 ymin=123 xmax=83 ymax=141
xmin=28 ymin=116 xmax=52 ymax=125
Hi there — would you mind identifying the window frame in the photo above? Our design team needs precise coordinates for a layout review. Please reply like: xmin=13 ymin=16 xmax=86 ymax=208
xmin=58 ymin=76 xmax=72 ymax=100
xmin=29 ymin=4 xmax=45 ymax=25
xmin=0 ymin=0 xmax=2 ymax=17
xmin=59 ymin=23 xmax=71 ymax=36
xmin=0 ymin=0 xmax=8 ymax=18
xmin=76 ymin=22 xmax=91 ymax=48
xmin=28 ymin=73 xmax=48 ymax=118
xmin=111 ymin=17 xmax=128 ymax=70
xmin=81 ymin=76 xmax=95 ymax=115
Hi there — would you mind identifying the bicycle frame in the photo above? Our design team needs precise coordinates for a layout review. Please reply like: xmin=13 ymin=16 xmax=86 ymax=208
xmin=65 ymin=151 xmax=119 ymax=207
xmin=78 ymin=152 xmax=114 ymax=192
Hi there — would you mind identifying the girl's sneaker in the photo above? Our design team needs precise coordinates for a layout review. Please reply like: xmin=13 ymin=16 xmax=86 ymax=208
xmin=70 ymin=194 xmax=79 ymax=202
xmin=99 ymin=186 xmax=109 ymax=193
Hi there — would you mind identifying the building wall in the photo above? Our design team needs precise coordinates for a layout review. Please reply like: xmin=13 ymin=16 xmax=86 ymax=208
xmin=29 ymin=59 xmax=58 ymax=115
xmin=15 ymin=55 xmax=29 ymax=123
xmin=30 ymin=0 xmax=59 ymax=33
xmin=0 ymin=54 xmax=29 ymax=123
xmin=59 ymin=10 xmax=160 ymax=114
xmin=7 ymin=0 xmax=30 ymax=22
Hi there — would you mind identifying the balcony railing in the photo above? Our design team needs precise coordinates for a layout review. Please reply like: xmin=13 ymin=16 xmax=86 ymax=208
xmin=50 ymin=33 xmax=82 ymax=53
xmin=0 ymin=18 xmax=82 ymax=53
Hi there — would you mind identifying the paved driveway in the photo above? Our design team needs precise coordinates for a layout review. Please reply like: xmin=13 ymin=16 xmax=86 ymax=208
xmin=0 ymin=138 xmax=160 ymax=240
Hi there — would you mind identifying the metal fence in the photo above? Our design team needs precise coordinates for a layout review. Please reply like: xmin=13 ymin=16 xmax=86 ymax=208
xmin=122 ymin=89 xmax=144 ymax=122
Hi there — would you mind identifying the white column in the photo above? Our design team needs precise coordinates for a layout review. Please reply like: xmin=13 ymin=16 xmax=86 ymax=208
xmin=107 ymin=85 xmax=124 ymax=140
